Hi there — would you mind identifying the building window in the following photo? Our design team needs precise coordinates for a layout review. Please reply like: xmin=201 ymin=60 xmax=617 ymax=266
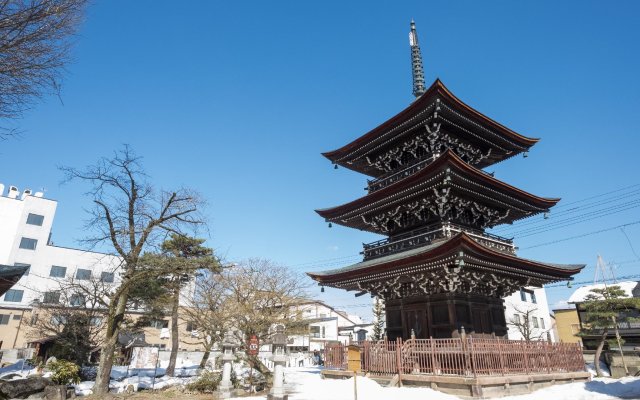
xmin=186 ymin=321 xmax=197 ymax=332
xmin=43 ymin=291 xmax=61 ymax=304
xmin=12 ymin=315 xmax=21 ymax=320
xmin=14 ymin=263 xmax=30 ymax=276
xmin=26 ymin=213 xmax=45 ymax=226
xmin=51 ymin=315 xmax=67 ymax=325
xmin=90 ymin=317 xmax=103 ymax=326
xmin=532 ymin=317 xmax=539 ymax=328
xmin=520 ymin=288 xmax=526 ymax=302
xmin=0 ymin=315 xmax=10 ymax=325
xmin=4 ymin=289 xmax=24 ymax=302
xmin=322 ymin=326 xmax=326 ymax=338
xmin=531 ymin=291 xmax=537 ymax=304
xmin=148 ymin=320 xmax=169 ymax=329
xmin=49 ymin=266 xmax=66 ymax=278
xmin=69 ymin=294 xmax=85 ymax=307
xmin=310 ymin=326 xmax=320 ymax=338
xmin=75 ymin=269 xmax=91 ymax=280
xmin=540 ymin=318 xmax=545 ymax=329
xmin=19 ymin=237 xmax=38 ymax=250
xmin=101 ymin=272 xmax=114 ymax=283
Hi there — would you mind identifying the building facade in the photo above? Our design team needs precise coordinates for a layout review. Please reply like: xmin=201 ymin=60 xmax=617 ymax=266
xmin=286 ymin=301 xmax=373 ymax=352
xmin=0 ymin=183 xmax=207 ymax=354
xmin=553 ymin=308 xmax=581 ymax=345
xmin=503 ymin=287 xmax=555 ymax=341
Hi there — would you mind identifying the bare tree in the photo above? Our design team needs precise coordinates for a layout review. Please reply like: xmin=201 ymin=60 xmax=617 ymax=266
xmin=27 ymin=275 xmax=113 ymax=365
xmin=184 ymin=259 xmax=309 ymax=370
xmin=182 ymin=270 xmax=234 ymax=369
xmin=507 ymin=305 xmax=549 ymax=342
xmin=0 ymin=0 xmax=87 ymax=137
xmin=225 ymin=259 xmax=310 ymax=346
xmin=60 ymin=145 xmax=206 ymax=395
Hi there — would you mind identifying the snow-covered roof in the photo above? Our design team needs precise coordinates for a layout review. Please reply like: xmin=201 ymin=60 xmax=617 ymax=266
xmin=567 ymin=281 xmax=639 ymax=303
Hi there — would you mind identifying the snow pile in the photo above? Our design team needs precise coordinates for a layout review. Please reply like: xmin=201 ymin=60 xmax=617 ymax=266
xmin=0 ymin=359 xmax=37 ymax=380
xmin=586 ymin=361 xmax=612 ymax=377
xmin=240 ymin=367 xmax=640 ymax=400
xmin=502 ymin=377 xmax=640 ymax=400
xmin=73 ymin=375 xmax=198 ymax=396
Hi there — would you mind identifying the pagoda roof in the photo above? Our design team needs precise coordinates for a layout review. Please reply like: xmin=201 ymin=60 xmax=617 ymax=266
xmin=307 ymin=232 xmax=584 ymax=289
xmin=316 ymin=150 xmax=559 ymax=233
xmin=0 ymin=264 xmax=29 ymax=297
xmin=323 ymin=79 xmax=539 ymax=177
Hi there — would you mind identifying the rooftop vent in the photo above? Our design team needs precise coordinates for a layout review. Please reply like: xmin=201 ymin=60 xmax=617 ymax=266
xmin=0 ymin=183 xmax=4 ymax=196
xmin=21 ymin=189 xmax=32 ymax=200
xmin=8 ymin=186 xmax=19 ymax=199
xmin=34 ymin=192 xmax=44 ymax=198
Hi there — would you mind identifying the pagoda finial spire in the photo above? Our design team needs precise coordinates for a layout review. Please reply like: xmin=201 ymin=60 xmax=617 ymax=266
xmin=409 ymin=19 xmax=426 ymax=98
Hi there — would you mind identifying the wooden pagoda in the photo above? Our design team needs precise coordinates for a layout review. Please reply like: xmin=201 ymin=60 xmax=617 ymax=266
xmin=308 ymin=22 xmax=584 ymax=341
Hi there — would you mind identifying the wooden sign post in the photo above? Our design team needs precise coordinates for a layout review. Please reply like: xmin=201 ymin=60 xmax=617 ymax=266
xmin=347 ymin=344 xmax=361 ymax=400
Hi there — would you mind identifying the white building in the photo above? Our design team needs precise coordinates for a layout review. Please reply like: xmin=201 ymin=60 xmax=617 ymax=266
xmin=0 ymin=183 xmax=121 ymax=350
xmin=503 ymin=286 xmax=554 ymax=341
xmin=285 ymin=301 xmax=373 ymax=352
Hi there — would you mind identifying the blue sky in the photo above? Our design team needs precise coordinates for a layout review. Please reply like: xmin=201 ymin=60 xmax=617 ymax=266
xmin=1 ymin=1 xmax=639 ymax=321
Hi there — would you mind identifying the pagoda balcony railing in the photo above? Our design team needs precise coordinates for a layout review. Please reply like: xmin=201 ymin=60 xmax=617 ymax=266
xmin=366 ymin=152 xmax=497 ymax=193
xmin=362 ymin=223 xmax=515 ymax=261
xmin=367 ymin=156 xmax=435 ymax=193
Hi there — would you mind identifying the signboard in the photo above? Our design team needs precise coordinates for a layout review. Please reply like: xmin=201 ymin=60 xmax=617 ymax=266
xmin=248 ymin=335 xmax=259 ymax=356
xmin=130 ymin=346 xmax=159 ymax=369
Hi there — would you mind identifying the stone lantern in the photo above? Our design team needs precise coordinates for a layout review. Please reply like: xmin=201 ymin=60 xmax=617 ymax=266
xmin=268 ymin=324 xmax=288 ymax=400
xmin=218 ymin=331 xmax=238 ymax=399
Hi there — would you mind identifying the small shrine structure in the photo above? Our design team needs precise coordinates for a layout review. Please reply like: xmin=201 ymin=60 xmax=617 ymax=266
xmin=308 ymin=20 xmax=584 ymax=341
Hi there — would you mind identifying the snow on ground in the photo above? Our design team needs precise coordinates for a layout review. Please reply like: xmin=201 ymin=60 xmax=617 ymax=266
xmin=73 ymin=375 xmax=198 ymax=396
xmin=242 ymin=367 xmax=640 ymax=400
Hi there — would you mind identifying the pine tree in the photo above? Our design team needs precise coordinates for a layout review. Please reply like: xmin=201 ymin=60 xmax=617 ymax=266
xmin=372 ymin=297 xmax=385 ymax=341
xmin=580 ymin=285 xmax=640 ymax=377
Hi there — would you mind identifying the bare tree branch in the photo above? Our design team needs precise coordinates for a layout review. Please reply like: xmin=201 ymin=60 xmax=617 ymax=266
xmin=0 ymin=0 xmax=87 ymax=136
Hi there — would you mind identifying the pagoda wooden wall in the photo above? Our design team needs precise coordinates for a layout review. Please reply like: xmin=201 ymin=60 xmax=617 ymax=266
xmin=384 ymin=293 xmax=507 ymax=340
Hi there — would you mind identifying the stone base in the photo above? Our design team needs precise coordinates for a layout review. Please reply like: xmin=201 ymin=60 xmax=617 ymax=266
xmin=322 ymin=370 xmax=591 ymax=398
xmin=267 ymin=394 xmax=288 ymax=400
xmin=214 ymin=390 xmax=231 ymax=399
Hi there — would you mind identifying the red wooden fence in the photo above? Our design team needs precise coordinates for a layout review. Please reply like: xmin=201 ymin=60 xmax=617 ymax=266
xmin=324 ymin=338 xmax=584 ymax=377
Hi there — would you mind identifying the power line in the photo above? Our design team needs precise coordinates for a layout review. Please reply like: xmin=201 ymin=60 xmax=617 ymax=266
xmin=493 ymin=186 xmax=640 ymax=235
xmin=520 ymin=220 xmax=640 ymax=250
xmin=545 ymin=272 xmax=640 ymax=289
xmin=513 ymin=201 xmax=640 ymax=238
xmin=620 ymin=227 xmax=640 ymax=262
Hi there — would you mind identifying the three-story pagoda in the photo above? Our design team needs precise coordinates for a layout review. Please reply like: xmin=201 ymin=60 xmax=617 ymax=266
xmin=308 ymin=21 xmax=584 ymax=340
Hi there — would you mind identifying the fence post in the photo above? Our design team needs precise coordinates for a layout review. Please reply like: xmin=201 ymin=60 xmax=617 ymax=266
xmin=497 ymin=338 xmax=506 ymax=376
xmin=396 ymin=338 xmax=403 ymax=387
xmin=544 ymin=342 xmax=552 ymax=373
xmin=522 ymin=341 xmax=530 ymax=374
xmin=430 ymin=336 xmax=437 ymax=375
xmin=469 ymin=336 xmax=477 ymax=378
xmin=363 ymin=341 xmax=369 ymax=373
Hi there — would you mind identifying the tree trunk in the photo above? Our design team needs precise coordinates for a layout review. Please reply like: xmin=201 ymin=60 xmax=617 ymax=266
xmin=594 ymin=328 xmax=609 ymax=377
xmin=199 ymin=347 xmax=211 ymax=369
xmin=165 ymin=284 xmax=180 ymax=376
xmin=94 ymin=292 xmax=129 ymax=395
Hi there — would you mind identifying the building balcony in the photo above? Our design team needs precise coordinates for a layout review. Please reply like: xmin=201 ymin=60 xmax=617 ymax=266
xmin=361 ymin=223 xmax=515 ymax=261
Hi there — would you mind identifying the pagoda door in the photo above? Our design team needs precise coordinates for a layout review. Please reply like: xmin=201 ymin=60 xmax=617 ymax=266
xmin=471 ymin=307 xmax=492 ymax=336
xmin=403 ymin=308 xmax=428 ymax=339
